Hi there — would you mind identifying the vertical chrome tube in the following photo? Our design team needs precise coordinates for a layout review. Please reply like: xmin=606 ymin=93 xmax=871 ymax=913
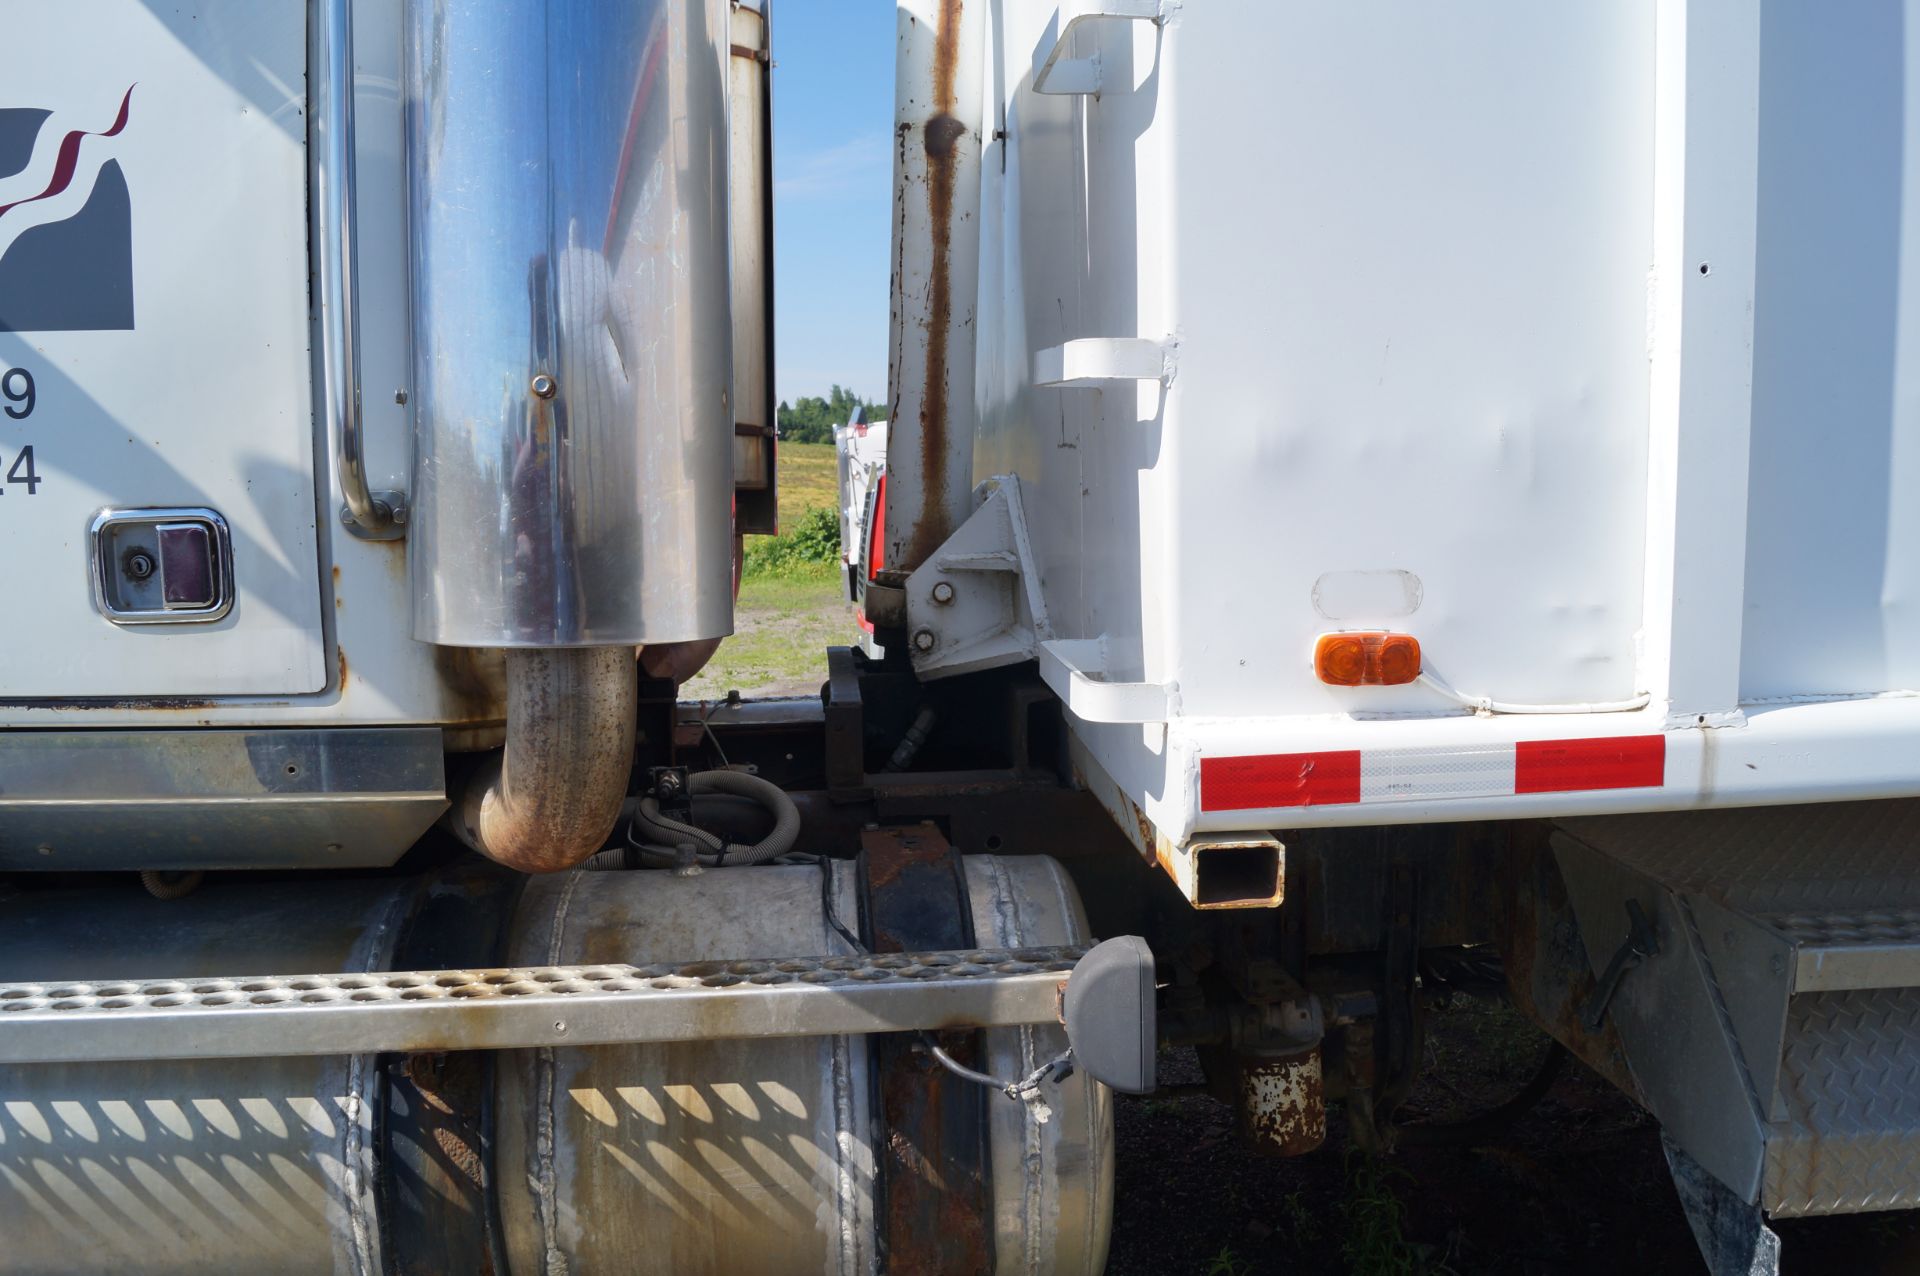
xmin=317 ymin=0 xmax=405 ymax=540
xmin=406 ymin=0 xmax=735 ymax=646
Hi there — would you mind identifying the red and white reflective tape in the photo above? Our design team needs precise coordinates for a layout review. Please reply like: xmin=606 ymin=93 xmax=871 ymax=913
xmin=1200 ymin=735 xmax=1666 ymax=812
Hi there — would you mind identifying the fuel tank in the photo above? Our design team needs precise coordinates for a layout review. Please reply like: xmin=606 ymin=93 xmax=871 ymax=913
xmin=0 ymin=856 xmax=1113 ymax=1274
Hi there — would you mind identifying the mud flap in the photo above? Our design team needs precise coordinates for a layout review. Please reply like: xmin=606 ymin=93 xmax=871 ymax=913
xmin=1664 ymin=1134 xmax=1781 ymax=1276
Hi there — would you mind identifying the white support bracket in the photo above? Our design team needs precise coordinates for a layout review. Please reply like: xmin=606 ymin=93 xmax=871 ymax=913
xmin=1032 ymin=0 xmax=1172 ymax=97
xmin=1033 ymin=336 xmax=1177 ymax=388
xmin=1038 ymin=637 xmax=1176 ymax=725
xmin=904 ymin=476 xmax=1055 ymax=679
xmin=903 ymin=476 xmax=1179 ymax=724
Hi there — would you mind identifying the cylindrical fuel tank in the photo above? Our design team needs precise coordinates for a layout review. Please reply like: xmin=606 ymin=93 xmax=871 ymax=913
xmin=0 ymin=857 xmax=1113 ymax=1274
xmin=497 ymin=857 xmax=1114 ymax=1275
xmin=0 ymin=880 xmax=408 ymax=1275
xmin=406 ymin=0 xmax=735 ymax=647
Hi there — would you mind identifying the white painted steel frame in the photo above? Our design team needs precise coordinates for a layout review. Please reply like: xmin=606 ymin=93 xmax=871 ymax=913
xmin=1642 ymin=0 xmax=1760 ymax=729
xmin=1180 ymin=698 xmax=1920 ymax=834
xmin=989 ymin=0 xmax=1920 ymax=842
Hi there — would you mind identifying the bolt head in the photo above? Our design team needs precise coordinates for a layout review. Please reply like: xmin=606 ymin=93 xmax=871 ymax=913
xmin=911 ymin=627 xmax=937 ymax=653
xmin=930 ymin=580 xmax=956 ymax=605
xmin=531 ymin=373 xmax=558 ymax=399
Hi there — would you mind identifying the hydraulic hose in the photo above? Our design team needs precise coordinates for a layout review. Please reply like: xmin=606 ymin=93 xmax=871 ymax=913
xmin=885 ymin=705 xmax=938 ymax=772
xmin=1391 ymin=1042 xmax=1568 ymax=1148
xmin=630 ymin=769 xmax=801 ymax=867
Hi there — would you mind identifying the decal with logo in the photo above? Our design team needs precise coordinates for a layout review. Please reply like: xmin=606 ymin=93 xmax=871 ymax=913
xmin=0 ymin=86 xmax=135 ymax=333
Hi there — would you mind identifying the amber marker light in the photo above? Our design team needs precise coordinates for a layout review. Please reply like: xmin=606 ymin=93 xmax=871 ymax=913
xmin=1314 ymin=632 xmax=1423 ymax=687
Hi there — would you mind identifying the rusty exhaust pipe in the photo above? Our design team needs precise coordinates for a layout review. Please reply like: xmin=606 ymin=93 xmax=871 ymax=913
xmin=446 ymin=648 xmax=636 ymax=874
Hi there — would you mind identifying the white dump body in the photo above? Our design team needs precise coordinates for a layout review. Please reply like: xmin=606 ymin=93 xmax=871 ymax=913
xmin=917 ymin=0 xmax=1920 ymax=849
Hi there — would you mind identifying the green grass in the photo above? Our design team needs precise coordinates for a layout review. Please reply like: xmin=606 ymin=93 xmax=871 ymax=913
xmin=771 ymin=441 xmax=838 ymax=532
xmin=743 ymin=505 xmax=840 ymax=579
xmin=683 ymin=567 xmax=849 ymax=699
xmin=681 ymin=441 xmax=854 ymax=698
xmin=1204 ymin=1246 xmax=1253 ymax=1276
xmin=1282 ymin=1190 xmax=1324 ymax=1247
xmin=1340 ymin=1152 xmax=1457 ymax=1276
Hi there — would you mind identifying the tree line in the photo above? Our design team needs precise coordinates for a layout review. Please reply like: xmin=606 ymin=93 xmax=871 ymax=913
xmin=776 ymin=385 xmax=885 ymax=444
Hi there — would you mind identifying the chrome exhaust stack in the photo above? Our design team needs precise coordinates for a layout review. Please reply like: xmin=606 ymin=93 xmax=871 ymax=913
xmin=405 ymin=0 xmax=734 ymax=870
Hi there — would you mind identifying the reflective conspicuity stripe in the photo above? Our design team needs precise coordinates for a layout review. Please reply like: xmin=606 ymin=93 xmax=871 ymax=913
xmin=1201 ymin=735 xmax=1666 ymax=811
xmin=1513 ymin=735 xmax=1666 ymax=794
xmin=1360 ymin=742 xmax=1514 ymax=803
xmin=1200 ymin=751 xmax=1361 ymax=810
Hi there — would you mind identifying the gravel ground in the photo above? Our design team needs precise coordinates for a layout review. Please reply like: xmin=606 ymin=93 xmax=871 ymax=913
xmin=1105 ymin=996 xmax=1920 ymax=1275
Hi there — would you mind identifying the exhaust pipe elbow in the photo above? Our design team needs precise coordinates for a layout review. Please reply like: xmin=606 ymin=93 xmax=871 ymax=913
xmin=452 ymin=647 xmax=637 ymax=874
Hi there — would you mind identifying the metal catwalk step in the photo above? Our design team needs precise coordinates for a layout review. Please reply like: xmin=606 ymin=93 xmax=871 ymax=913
xmin=0 ymin=946 xmax=1086 ymax=1064
xmin=1554 ymin=800 xmax=1920 ymax=1221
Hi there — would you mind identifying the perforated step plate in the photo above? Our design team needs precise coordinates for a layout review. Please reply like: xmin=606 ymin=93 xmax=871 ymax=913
xmin=0 ymin=946 xmax=1085 ymax=1065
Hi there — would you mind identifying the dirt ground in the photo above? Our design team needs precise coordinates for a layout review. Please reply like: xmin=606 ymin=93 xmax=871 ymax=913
xmin=1106 ymin=995 xmax=1920 ymax=1275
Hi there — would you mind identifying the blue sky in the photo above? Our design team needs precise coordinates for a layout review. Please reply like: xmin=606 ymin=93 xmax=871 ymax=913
xmin=769 ymin=1 xmax=893 ymax=408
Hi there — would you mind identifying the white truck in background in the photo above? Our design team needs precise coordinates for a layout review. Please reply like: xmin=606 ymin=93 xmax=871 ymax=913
xmin=1 ymin=2 xmax=1917 ymax=1273
xmin=835 ymin=407 xmax=889 ymax=652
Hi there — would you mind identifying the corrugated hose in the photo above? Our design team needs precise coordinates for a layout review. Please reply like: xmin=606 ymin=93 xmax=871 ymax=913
xmin=625 ymin=769 xmax=801 ymax=867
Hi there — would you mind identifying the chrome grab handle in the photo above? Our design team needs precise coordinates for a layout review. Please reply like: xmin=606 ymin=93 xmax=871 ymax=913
xmin=318 ymin=0 xmax=405 ymax=540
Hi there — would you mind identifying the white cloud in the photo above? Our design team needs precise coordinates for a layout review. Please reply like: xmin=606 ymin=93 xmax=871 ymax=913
xmin=775 ymin=132 xmax=890 ymax=201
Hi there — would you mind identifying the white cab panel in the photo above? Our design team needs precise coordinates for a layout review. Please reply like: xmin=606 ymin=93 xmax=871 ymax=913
xmin=0 ymin=0 xmax=503 ymax=734
xmin=0 ymin=2 xmax=325 ymax=697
